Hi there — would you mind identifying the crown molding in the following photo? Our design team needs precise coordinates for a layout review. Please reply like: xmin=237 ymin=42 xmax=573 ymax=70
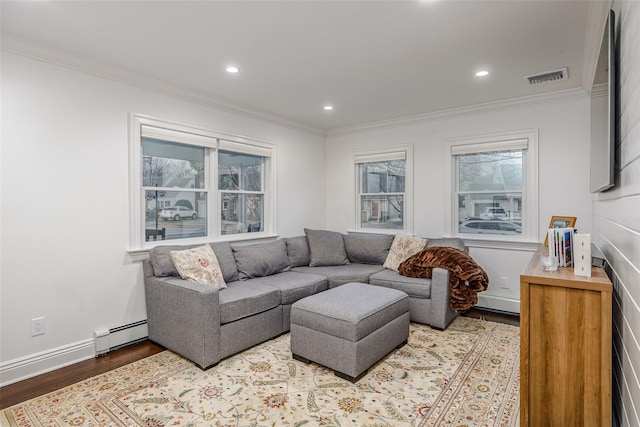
xmin=2 ymin=32 xmax=597 ymax=141
xmin=327 ymin=87 xmax=590 ymax=137
xmin=1 ymin=33 xmax=326 ymax=137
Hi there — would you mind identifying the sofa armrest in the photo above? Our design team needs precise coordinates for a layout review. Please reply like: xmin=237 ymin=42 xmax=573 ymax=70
xmin=144 ymin=275 xmax=222 ymax=368
xmin=428 ymin=267 xmax=459 ymax=329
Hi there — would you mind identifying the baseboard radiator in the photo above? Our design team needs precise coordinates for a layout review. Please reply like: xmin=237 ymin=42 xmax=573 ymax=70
xmin=94 ymin=320 xmax=148 ymax=356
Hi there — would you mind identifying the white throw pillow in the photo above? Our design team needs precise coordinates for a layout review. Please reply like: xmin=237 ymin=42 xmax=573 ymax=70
xmin=170 ymin=245 xmax=227 ymax=289
xmin=383 ymin=234 xmax=428 ymax=272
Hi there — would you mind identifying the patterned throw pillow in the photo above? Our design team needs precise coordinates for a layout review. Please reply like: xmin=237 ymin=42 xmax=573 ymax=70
xmin=170 ymin=245 xmax=227 ymax=289
xmin=383 ymin=234 xmax=428 ymax=272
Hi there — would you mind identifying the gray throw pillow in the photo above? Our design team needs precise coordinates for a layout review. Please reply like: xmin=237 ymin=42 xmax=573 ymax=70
xmin=284 ymin=236 xmax=310 ymax=267
xmin=344 ymin=234 xmax=394 ymax=264
xmin=210 ymin=242 xmax=240 ymax=283
xmin=304 ymin=228 xmax=350 ymax=267
xmin=149 ymin=242 xmax=240 ymax=283
xmin=149 ymin=244 xmax=198 ymax=277
xmin=232 ymin=240 xmax=291 ymax=280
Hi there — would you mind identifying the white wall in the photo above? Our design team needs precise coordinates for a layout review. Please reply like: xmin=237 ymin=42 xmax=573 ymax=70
xmin=325 ymin=91 xmax=593 ymax=312
xmin=0 ymin=50 xmax=326 ymax=384
xmin=601 ymin=2 xmax=640 ymax=425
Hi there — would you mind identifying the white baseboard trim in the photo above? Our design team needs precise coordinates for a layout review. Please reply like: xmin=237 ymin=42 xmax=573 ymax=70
xmin=0 ymin=339 xmax=95 ymax=387
xmin=476 ymin=294 xmax=521 ymax=314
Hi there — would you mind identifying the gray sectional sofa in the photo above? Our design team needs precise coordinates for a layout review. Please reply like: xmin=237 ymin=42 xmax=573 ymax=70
xmin=143 ymin=230 xmax=467 ymax=369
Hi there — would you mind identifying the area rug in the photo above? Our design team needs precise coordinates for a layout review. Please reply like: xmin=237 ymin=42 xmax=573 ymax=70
xmin=1 ymin=317 xmax=519 ymax=427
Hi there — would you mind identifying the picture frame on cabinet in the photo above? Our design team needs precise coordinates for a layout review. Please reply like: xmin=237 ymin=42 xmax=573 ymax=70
xmin=544 ymin=216 xmax=577 ymax=245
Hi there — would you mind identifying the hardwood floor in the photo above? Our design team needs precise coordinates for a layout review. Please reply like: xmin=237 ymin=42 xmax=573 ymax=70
xmin=0 ymin=341 xmax=165 ymax=410
xmin=0 ymin=308 xmax=518 ymax=410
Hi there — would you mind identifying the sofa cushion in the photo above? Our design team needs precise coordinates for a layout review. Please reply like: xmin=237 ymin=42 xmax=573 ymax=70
xmin=290 ymin=282 xmax=409 ymax=342
xmin=244 ymin=271 xmax=328 ymax=305
xmin=210 ymin=242 xmax=240 ymax=283
xmin=304 ymin=228 xmax=350 ymax=267
xmin=219 ymin=281 xmax=281 ymax=324
xmin=149 ymin=242 xmax=239 ymax=283
xmin=344 ymin=234 xmax=394 ymax=265
xmin=170 ymin=245 xmax=227 ymax=288
xmin=369 ymin=269 xmax=432 ymax=298
xmin=383 ymin=234 xmax=427 ymax=272
xmin=284 ymin=236 xmax=310 ymax=267
xmin=232 ymin=240 xmax=291 ymax=280
xmin=292 ymin=264 xmax=384 ymax=288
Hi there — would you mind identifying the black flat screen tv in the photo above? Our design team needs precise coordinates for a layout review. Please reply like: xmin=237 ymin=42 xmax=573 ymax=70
xmin=590 ymin=9 xmax=616 ymax=193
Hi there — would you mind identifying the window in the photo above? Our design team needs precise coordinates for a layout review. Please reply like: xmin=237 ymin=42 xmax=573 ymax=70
xmin=456 ymin=148 xmax=523 ymax=236
xmin=218 ymin=141 xmax=269 ymax=235
xmin=354 ymin=147 xmax=413 ymax=233
xmin=129 ymin=115 xmax=273 ymax=250
xmin=445 ymin=130 xmax=538 ymax=244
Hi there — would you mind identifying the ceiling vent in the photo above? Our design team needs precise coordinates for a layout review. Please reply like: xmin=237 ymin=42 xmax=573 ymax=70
xmin=523 ymin=67 xmax=568 ymax=85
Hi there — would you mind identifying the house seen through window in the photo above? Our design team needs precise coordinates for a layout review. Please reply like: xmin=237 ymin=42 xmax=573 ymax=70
xmin=219 ymin=150 xmax=264 ymax=235
xmin=143 ymin=137 xmax=208 ymax=241
xmin=354 ymin=148 xmax=411 ymax=233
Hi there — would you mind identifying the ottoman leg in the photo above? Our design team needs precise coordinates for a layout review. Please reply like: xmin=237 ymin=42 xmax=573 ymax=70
xmin=334 ymin=369 xmax=367 ymax=383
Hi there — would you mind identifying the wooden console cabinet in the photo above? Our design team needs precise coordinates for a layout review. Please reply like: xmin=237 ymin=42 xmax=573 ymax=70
xmin=520 ymin=245 xmax=612 ymax=426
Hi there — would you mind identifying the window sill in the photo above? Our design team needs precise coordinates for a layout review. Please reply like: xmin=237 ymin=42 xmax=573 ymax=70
xmin=128 ymin=248 xmax=153 ymax=262
xmin=347 ymin=229 xmax=402 ymax=236
xmin=458 ymin=237 xmax=540 ymax=251
xmin=127 ymin=233 xmax=279 ymax=262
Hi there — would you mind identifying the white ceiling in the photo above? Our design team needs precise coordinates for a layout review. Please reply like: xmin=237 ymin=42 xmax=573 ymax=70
xmin=1 ymin=1 xmax=598 ymax=132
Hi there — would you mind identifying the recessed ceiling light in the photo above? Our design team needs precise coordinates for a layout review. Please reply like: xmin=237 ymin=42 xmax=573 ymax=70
xmin=475 ymin=70 xmax=490 ymax=77
xmin=226 ymin=66 xmax=239 ymax=74
xmin=323 ymin=105 xmax=334 ymax=111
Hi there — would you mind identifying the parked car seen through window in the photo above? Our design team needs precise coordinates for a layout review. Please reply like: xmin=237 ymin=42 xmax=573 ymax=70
xmin=458 ymin=218 xmax=522 ymax=235
xmin=159 ymin=206 xmax=198 ymax=221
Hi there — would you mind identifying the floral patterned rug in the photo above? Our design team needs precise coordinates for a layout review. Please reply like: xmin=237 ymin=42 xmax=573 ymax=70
xmin=1 ymin=317 xmax=519 ymax=427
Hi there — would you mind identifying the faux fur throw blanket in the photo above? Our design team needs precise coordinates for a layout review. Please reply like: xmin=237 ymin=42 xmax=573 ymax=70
xmin=398 ymin=246 xmax=489 ymax=312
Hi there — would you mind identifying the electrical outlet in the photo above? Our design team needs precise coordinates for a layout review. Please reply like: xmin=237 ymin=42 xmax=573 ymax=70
xmin=31 ymin=317 xmax=46 ymax=336
xmin=499 ymin=277 xmax=509 ymax=289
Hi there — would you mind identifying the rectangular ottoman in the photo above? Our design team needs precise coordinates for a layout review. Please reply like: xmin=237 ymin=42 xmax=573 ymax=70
xmin=290 ymin=282 xmax=410 ymax=382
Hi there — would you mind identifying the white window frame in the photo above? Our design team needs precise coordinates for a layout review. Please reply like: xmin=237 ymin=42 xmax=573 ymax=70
xmin=352 ymin=145 xmax=413 ymax=234
xmin=128 ymin=114 xmax=275 ymax=252
xmin=443 ymin=130 xmax=538 ymax=249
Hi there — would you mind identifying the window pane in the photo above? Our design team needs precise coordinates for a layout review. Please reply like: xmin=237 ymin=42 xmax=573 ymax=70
xmin=457 ymin=193 xmax=522 ymax=236
xmin=142 ymin=138 xmax=205 ymax=188
xmin=219 ymin=151 xmax=262 ymax=191
xmin=360 ymin=195 xmax=404 ymax=230
xmin=359 ymin=160 xmax=405 ymax=193
xmin=144 ymin=190 xmax=207 ymax=240
xmin=221 ymin=193 xmax=264 ymax=235
xmin=458 ymin=150 xmax=522 ymax=192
